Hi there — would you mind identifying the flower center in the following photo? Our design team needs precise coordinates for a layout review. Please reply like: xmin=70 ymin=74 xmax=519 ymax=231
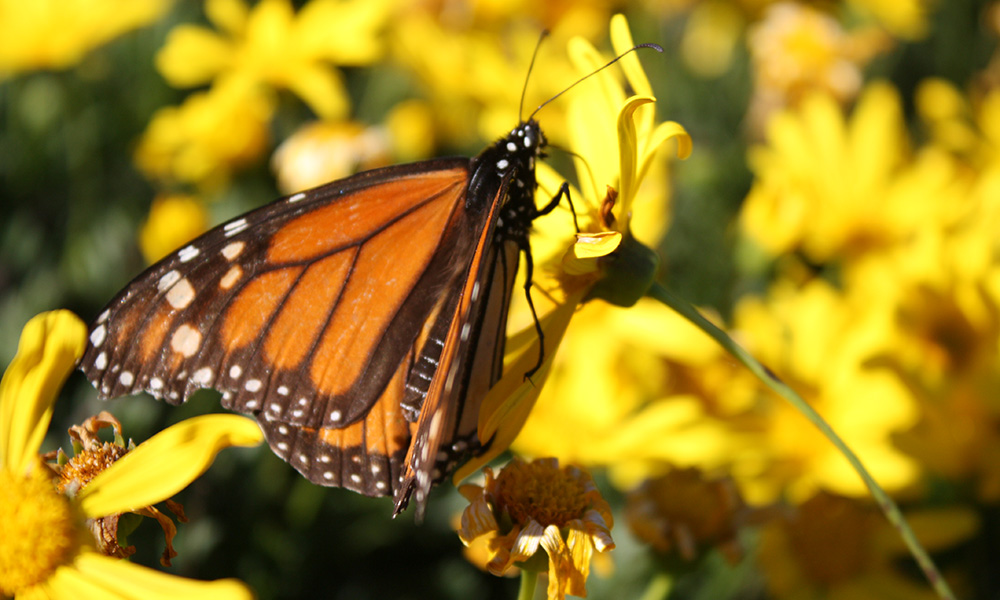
xmin=57 ymin=443 xmax=129 ymax=494
xmin=494 ymin=460 xmax=589 ymax=528
xmin=0 ymin=468 xmax=78 ymax=595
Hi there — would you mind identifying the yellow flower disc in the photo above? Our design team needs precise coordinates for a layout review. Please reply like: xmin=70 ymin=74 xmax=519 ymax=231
xmin=494 ymin=460 xmax=589 ymax=528
xmin=0 ymin=469 xmax=77 ymax=595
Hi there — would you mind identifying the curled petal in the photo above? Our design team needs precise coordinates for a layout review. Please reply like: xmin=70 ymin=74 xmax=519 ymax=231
xmin=0 ymin=311 xmax=86 ymax=475
xmin=510 ymin=520 xmax=546 ymax=564
xmin=77 ymin=415 xmax=262 ymax=518
xmin=459 ymin=495 xmax=499 ymax=545
xmin=563 ymin=231 xmax=623 ymax=275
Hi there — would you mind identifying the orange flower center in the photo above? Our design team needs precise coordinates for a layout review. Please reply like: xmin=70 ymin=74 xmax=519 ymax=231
xmin=493 ymin=460 xmax=589 ymax=528
xmin=57 ymin=443 xmax=128 ymax=494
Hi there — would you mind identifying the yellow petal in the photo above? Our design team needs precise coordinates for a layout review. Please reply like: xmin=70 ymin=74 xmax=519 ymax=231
xmin=616 ymin=95 xmax=655 ymax=221
xmin=286 ymin=64 xmax=350 ymax=119
xmin=610 ymin=14 xmax=652 ymax=98
xmin=562 ymin=231 xmax=622 ymax=275
xmin=453 ymin=296 xmax=582 ymax=483
xmin=155 ymin=26 xmax=233 ymax=87
xmin=77 ymin=415 xmax=262 ymax=518
xmin=0 ymin=311 xmax=86 ymax=475
xmin=206 ymin=0 xmax=249 ymax=36
xmin=458 ymin=496 xmax=499 ymax=545
xmin=58 ymin=551 xmax=253 ymax=600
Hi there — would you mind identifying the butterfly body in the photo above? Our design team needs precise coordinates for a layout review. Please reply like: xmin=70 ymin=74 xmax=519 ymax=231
xmin=80 ymin=118 xmax=551 ymax=515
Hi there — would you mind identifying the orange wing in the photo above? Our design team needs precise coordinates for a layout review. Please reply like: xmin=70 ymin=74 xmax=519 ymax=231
xmin=80 ymin=160 xmax=476 ymax=498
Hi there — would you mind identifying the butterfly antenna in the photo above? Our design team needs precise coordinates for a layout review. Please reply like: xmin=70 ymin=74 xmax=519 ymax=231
xmin=528 ymin=42 xmax=664 ymax=121
xmin=520 ymin=30 xmax=551 ymax=122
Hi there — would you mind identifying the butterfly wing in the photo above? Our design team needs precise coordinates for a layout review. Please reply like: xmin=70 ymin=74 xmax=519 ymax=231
xmin=393 ymin=164 xmax=528 ymax=516
xmin=80 ymin=160 xmax=480 ymax=498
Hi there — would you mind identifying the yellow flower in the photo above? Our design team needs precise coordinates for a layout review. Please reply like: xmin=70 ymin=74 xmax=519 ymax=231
xmin=156 ymin=0 xmax=388 ymax=119
xmin=387 ymin=2 xmax=611 ymax=146
xmin=270 ymin=120 xmax=392 ymax=194
xmin=757 ymin=491 xmax=976 ymax=600
xmin=138 ymin=194 xmax=210 ymax=264
xmin=746 ymin=2 xmax=891 ymax=132
xmin=625 ymin=467 xmax=750 ymax=564
xmin=732 ymin=278 xmax=921 ymax=504
xmin=741 ymin=81 xmax=962 ymax=264
xmin=134 ymin=79 xmax=275 ymax=187
xmin=457 ymin=457 xmax=614 ymax=600
xmin=0 ymin=0 xmax=170 ymax=78
xmin=846 ymin=0 xmax=932 ymax=40
xmin=0 ymin=311 xmax=262 ymax=599
xmin=452 ymin=14 xmax=691 ymax=483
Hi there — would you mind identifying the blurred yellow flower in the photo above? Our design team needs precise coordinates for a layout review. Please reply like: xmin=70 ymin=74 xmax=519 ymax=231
xmin=458 ymin=457 xmax=614 ymax=600
xmin=0 ymin=311 xmax=262 ymax=599
xmin=846 ymin=0 xmax=932 ymax=40
xmin=747 ymin=2 xmax=891 ymax=132
xmin=757 ymin=491 xmax=976 ymax=600
xmin=156 ymin=0 xmax=389 ymax=119
xmin=134 ymin=80 xmax=275 ymax=187
xmin=138 ymin=194 xmax=210 ymax=264
xmin=732 ymin=278 xmax=921 ymax=504
xmin=625 ymin=466 xmax=750 ymax=564
xmin=741 ymin=81 xmax=962 ymax=264
xmin=847 ymin=212 xmax=1000 ymax=501
xmin=0 ymin=0 xmax=170 ymax=77
xmin=271 ymin=120 xmax=392 ymax=194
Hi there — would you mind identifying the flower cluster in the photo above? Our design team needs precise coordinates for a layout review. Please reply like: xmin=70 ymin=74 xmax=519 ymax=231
xmin=4 ymin=0 xmax=997 ymax=598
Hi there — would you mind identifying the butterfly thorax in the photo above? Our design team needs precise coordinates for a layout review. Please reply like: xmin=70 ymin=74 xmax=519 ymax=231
xmin=467 ymin=119 xmax=546 ymax=242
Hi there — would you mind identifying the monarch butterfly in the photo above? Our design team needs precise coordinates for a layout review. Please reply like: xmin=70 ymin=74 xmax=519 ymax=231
xmin=79 ymin=40 xmax=660 ymax=517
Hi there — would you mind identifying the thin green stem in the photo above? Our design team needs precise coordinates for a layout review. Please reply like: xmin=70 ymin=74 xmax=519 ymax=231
xmin=647 ymin=282 xmax=955 ymax=600
xmin=517 ymin=570 xmax=539 ymax=600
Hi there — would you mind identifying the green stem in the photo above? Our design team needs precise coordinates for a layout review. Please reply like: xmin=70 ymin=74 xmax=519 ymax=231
xmin=517 ymin=570 xmax=539 ymax=600
xmin=647 ymin=282 xmax=955 ymax=600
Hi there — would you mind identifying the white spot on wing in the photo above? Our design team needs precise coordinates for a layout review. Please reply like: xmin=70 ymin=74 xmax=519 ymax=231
xmin=277 ymin=385 xmax=289 ymax=396
xmin=170 ymin=324 xmax=202 ymax=357
xmin=221 ymin=241 xmax=245 ymax=260
xmin=119 ymin=371 xmax=134 ymax=386
xmin=149 ymin=377 xmax=164 ymax=390
xmin=90 ymin=325 xmax=106 ymax=347
xmin=166 ymin=277 xmax=196 ymax=309
xmin=94 ymin=351 xmax=107 ymax=370
xmin=192 ymin=367 xmax=213 ymax=384
xmin=158 ymin=270 xmax=181 ymax=292
xmin=224 ymin=218 xmax=248 ymax=237
xmin=178 ymin=245 xmax=200 ymax=262
xmin=496 ymin=159 xmax=509 ymax=170
xmin=219 ymin=266 xmax=242 ymax=290
xmin=229 ymin=365 xmax=242 ymax=379
xmin=329 ymin=410 xmax=342 ymax=422
xmin=245 ymin=379 xmax=262 ymax=392
xmin=97 ymin=309 xmax=110 ymax=324
xmin=288 ymin=192 xmax=306 ymax=203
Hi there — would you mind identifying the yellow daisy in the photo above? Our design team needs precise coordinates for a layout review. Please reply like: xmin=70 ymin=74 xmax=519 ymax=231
xmin=155 ymin=0 xmax=389 ymax=119
xmin=0 ymin=311 xmax=262 ymax=599
xmin=453 ymin=14 xmax=691 ymax=483
xmin=458 ymin=457 xmax=614 ymax=600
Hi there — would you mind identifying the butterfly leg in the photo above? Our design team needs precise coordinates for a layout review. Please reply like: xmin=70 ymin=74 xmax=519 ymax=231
xmin=519 ymin=240 xmax=547 ymax=381
xmin=536 ymin=181 xmax=579 ymax=232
